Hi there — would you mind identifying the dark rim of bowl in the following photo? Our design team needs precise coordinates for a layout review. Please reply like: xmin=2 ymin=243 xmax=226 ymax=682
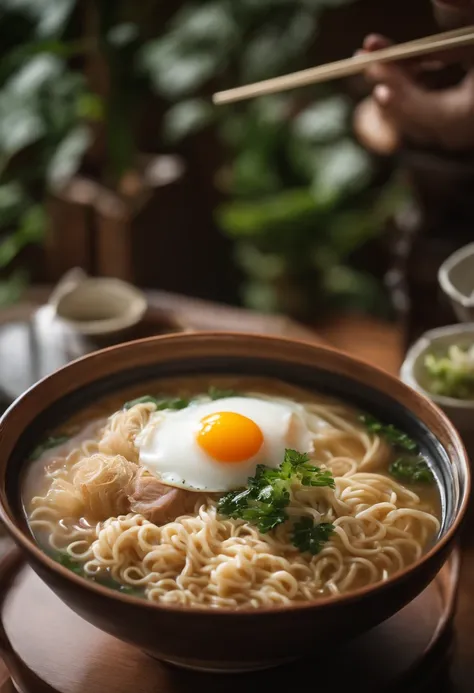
xmin=0 ymin=331 xmax=469 ymax=616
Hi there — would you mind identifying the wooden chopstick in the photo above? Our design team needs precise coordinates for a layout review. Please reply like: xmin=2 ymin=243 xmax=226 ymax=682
xmin=213 ymin=26 xmax=474 ymax=105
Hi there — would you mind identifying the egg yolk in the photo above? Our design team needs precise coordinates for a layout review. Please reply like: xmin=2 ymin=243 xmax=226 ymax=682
xmin=197 ymin=411 xmax=264 ymax=463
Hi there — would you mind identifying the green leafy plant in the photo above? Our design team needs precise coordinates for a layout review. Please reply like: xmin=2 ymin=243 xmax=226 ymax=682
xmin=215 ymin=95 xmax=406 ymax=318
xmin=0 ymin=0 xmax=101 ymax=301
xmin=142 ymin=0 xmax=407 ymax=319
xmin=0 ymin=0 xmax=406 ymax=318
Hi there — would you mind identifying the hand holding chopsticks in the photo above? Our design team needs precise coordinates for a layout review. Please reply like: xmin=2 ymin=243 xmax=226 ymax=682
xmin=213 ymin=26 xmax=474 ymax=106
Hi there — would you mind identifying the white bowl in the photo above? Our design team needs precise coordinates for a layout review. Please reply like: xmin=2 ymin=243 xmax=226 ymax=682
xmin=53 ymin=274 xmax=147 ymax=337
xmin=400 ymin=323 xmax=474 ymax=457
xmin=438 ymin=243 xmax=474 ymax=323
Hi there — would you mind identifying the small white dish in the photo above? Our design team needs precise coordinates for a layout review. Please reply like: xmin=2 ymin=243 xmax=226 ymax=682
xmin=400 ymin=323 xmax=474 ymax=457
xmin=48 ymin=268 xmax=147 ymax=337
xmin=438 ymin=243 xmax=474 ymax=323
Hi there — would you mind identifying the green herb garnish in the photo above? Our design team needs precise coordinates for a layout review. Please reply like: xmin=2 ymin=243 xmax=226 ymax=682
xmin=119 ymin=585 xmax=144 ymax=597
xmin=277 ymin=449 xmax=336 ymax=488
xmin=123 ymin=395 xmax=189 ymax=411
xmin=57 ymin=553 xmax=83 ymax=575
xmin=359 ymin=414 xmax=417 ymax=452
xmin=123 ymin=387 xmax=239 ymax=411
xmin=155 ymin=397 xmax=189 ymax=410
xmin=124 ymin=386 xmax=239 ymax=411
xmin=123 ymin=395 xmax=162 ymax=409
xmin=208 ymin=386 xmax=238 ymax=400
xmin=218 ymin=449 xmax=335 ymax=543
xmin=424 ymin=347 xmax=474 ymax=400
xmin=218 ymin=487 xmax=288 ymax=533
xmin=389 ymin=457 xmax=434 ymax=484
xmin=292 ymin=517 xmax=335 ymax=555
xmin=56 ymin=554 xmax=146 ymax=598
xmin=29 ymin=435 xmax=69 ymax=461
xmin=57 ymin=554 xmax=145 ymax=596
xmin=359 ymin=414 xmax=435 ymax=485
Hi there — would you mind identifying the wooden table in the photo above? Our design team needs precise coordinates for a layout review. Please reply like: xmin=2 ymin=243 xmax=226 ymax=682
xmin=0 ymin=287 xmax=471 ymax=691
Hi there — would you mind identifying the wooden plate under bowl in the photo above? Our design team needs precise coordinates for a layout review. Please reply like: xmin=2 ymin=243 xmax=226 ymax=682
xmin=0 ymin=548 xmax=460 ymax=693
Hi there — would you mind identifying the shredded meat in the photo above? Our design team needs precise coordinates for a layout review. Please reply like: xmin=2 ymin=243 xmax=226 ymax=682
xmin=128 ymin=470 xmax=202 ymax=525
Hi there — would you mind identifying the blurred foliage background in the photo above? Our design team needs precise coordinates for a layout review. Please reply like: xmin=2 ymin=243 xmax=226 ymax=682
xmin=0 ymin=0 xmax=415 ymax=319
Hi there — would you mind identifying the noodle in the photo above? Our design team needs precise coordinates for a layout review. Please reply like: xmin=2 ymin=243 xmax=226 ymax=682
xmin=23 ymin=379 xmax=441 ymax=609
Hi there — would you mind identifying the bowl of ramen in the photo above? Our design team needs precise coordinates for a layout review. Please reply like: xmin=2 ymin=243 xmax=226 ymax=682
xmin=0 ymin=332 xmax=469 ymax=672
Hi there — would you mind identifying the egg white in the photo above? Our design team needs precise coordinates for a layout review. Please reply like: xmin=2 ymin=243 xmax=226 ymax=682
xmin=135 ymin=396 xmax=314 ymax=492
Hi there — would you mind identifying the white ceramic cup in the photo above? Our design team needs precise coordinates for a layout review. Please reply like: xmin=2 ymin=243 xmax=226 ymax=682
xmin=48 ymin=268 xmax=148 ymax=338
xmin=438 ymin=243 xmax=474 ymax=323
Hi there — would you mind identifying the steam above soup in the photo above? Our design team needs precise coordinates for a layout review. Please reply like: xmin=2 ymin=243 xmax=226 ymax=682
xmin=22 ymin=376 xmax=441 ymax=609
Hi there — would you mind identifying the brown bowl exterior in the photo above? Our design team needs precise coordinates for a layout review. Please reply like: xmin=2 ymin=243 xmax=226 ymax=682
xmin=0 ymin=332 xmax=469 ymax=672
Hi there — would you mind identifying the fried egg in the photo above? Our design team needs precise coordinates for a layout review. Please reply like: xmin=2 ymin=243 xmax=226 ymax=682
xmin=135 ymin=396 xmax=314 ymax=492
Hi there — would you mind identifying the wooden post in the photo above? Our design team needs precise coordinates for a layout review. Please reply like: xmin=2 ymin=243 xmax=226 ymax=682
xmin=44 ymin=178 xmax=96 ymax=280
xmin=94 ymin=187 xmax=133 ymax=281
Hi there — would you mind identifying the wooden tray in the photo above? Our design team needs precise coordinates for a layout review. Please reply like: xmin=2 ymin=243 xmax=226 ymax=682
xmin=0 ymin=545 xmax=460 ymax=693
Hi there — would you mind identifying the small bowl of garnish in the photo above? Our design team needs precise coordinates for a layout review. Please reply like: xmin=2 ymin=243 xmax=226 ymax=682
xmin=401 ymin=323 xmax=474 ymax=457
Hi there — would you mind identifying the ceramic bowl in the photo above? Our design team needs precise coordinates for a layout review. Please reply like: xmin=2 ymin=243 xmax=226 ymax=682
xmin=438 ymin=243 xmax=474 ymax=323
xmin=50 ymin=268 xmax=148 ymax=337
xmin=401 ymin=323 xmax=474 ymax=458
xmin=0 ymin=333 xmax=469 ymax=672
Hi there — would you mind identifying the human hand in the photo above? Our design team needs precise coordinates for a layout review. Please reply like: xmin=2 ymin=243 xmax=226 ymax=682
xmin=354 ymin=33 xmax=474 ymax=153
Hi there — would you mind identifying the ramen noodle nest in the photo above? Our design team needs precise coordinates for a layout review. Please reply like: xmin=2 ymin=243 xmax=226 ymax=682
xmin=22 ymin=377 xmax=441 ymax=609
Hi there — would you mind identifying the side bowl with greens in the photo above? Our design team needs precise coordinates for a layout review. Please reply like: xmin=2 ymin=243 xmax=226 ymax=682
xmin=401 ymin=323 xmax=474 ymax=458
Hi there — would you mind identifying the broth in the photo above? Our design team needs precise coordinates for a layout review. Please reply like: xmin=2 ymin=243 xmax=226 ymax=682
xmin=22 ymin=376 xmax=442 ymax=609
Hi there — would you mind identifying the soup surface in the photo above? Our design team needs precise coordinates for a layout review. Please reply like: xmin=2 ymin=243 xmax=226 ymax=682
xmin=22 ymin=376 xmax=441 ymax=609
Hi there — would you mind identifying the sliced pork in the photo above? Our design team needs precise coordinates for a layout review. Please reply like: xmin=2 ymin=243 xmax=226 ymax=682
xmin=128 ymin=470 xmax=204 ymax=525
